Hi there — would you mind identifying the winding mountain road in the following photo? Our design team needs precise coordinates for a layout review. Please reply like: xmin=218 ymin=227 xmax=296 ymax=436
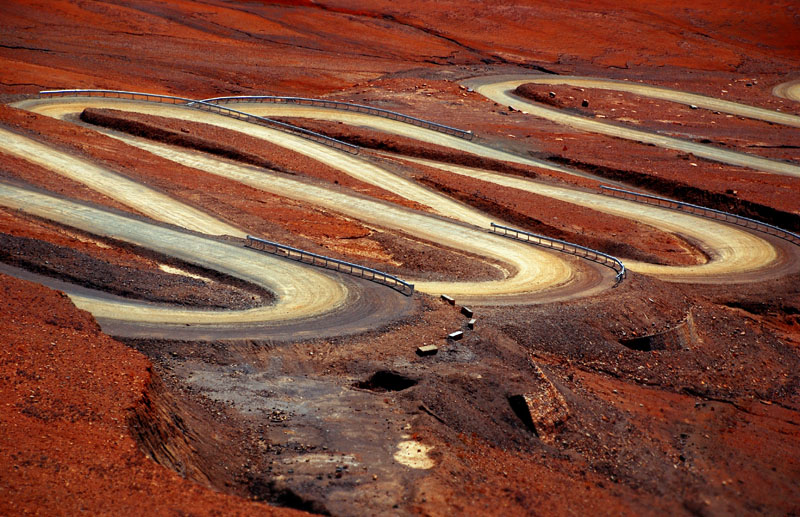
xmin=463 ymin=75 xmax=800 ymax=178
xmin=3 ymin=79 xmax=798 ymax=338
xmin=505 ymin=75 xmax=800 ymax=127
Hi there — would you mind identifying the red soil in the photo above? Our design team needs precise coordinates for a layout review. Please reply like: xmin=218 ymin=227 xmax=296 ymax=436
xmin=2 ymin=0 xmax=798 ymax=98
xmin=0 ymin=273 xmax=302 ymax=516
xmin=2 ymin=0 xmax=800 ymax=515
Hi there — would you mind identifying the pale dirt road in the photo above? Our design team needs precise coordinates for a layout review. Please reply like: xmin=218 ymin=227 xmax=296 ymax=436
xmin=72 ymin=97 xmax=788 ymax=283
xmin=773 ymin=80 xmax=800 ymax=102
xmin=398 ymin=157 xmax=790 ymax=282
xmin=19 ymin=96 xmax=789 ymax=286
xmin=98 ymin=131 xmax=584 ymax=301
xmin=17 ymin=97 xmax=595 ymax=302
xmin=0 ymin=182 xmax=351 ymax=328
xmin=0 ymin=127 xmax=243 ymax=236
xmin=225 ymin=103 xmax=583 ymax=175
xmin=17 ymin=97 xmax=579 ymax=174
xmin=5 ymin=90 xmax=796 ymax=335
xmin=511 ymin=75 xmax=800 ymax=128
xmin=463 ymin=76 xmax=800 ymax=178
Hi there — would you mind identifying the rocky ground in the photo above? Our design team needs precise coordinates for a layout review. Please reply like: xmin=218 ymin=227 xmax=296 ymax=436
xmin=1 ymin=1 xmax=800 ymax=515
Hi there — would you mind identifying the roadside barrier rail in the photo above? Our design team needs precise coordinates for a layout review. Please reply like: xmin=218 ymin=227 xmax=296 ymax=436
xmin=600 ymin=185 xmax=800 ymax=246
xmin=38 ymin=89 xmax=360 ymax=154
xmin=200 ymin=95 xmax=475 ymax=140
xmin=490 ymin=223 xmax=627 ymax=285
xmin=246 ymin=235 xmax=414 ymax=296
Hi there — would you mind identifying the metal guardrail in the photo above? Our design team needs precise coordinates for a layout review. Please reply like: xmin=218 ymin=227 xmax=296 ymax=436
xmin=246 ymin=235 xmax=414 ymax=296
xmin=600 ymin=186 xmax=800 ymax=246
xmin=200 ymin=95 xmax=475 ymax=140
xmin=38 ymin=89 xmax=360 ymax=155
xmin=490 ymin=223 xmax=627 ymax=285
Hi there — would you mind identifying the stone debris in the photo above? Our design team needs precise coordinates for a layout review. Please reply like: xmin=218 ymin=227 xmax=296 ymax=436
xmin=416 ymin=344 xmax=439 ymax=356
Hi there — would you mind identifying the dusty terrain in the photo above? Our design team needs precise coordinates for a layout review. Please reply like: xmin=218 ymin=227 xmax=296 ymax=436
xmin=1 ymin=1 xmax=799 ymax=516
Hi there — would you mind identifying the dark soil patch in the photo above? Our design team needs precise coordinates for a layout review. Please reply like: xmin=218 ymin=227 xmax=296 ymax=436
xmin=0 ymin=232 xmax=272 ymax=309
xmin=353 ymin=370 xmax=418 ymax=392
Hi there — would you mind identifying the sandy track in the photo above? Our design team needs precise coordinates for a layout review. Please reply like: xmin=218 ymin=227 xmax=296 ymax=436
xmin=99 ymin=132 xmax=583 ymax=300
xmin=512 ymin=75 xmax=800 ymax=128
xmin=18 ymin=97 xmax=790 ymax=286
xmin=68 ymin=97 xmax=786 ymax=283
xmin=232 ymin=103 xmax=583 ymax=174
xmin=0 ymin=128 xmax=243 ymax=236
xmin=773 ymin=80 xmax=800 ymax=102
xmin=0 ymin=182 xmax=355 ymax=327
xmin=463 ymin=76 xmax=800 ymax=178
xmin=399 ymin=157 xmax=788 ymax=282
xmin=3 ymin=89 xmax=795 ymax=338
xmin=22 ymin=96 xmax=579 ymax=176
xmin=0 ymin=179 xmax=414 ymax=340
xmin=16 ymin=97 xmax=596 ymax=302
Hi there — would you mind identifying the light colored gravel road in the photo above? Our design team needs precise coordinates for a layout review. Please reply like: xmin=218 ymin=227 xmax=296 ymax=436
xmin=101 ymin=132 xmax=583 ymax=301
xmin=17 ymin=97 xmax=597 ymax=302
xmin=0 ymin=182 xmax=348 ymax=327
xmin=0 ymin=127 xmax=243 ymax=236
xmin=399 ymin=157 xmax=787 ymax=282
xmin=5 ymin=88 xmax=797 ymax=335
xmin=18 ymin=96 xmax=791 ymax=286
xmin=773 ymin=80 xmax=800 ymax=102
xmin=512 ymin=75 xmax=800 ymax=128
xmin=463 ymin=76 xmax=800 ymax=178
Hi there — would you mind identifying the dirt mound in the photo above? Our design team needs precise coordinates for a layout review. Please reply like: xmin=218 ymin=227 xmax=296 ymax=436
xmin=0 ymin=273 xmax=300 ymax=516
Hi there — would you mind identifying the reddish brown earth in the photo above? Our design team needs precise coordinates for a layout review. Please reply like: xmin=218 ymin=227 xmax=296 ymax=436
xmin=2 ymin=0 xmax=800 ymax=515
xmin=0 ymin=273 xmax=303 ymax=516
